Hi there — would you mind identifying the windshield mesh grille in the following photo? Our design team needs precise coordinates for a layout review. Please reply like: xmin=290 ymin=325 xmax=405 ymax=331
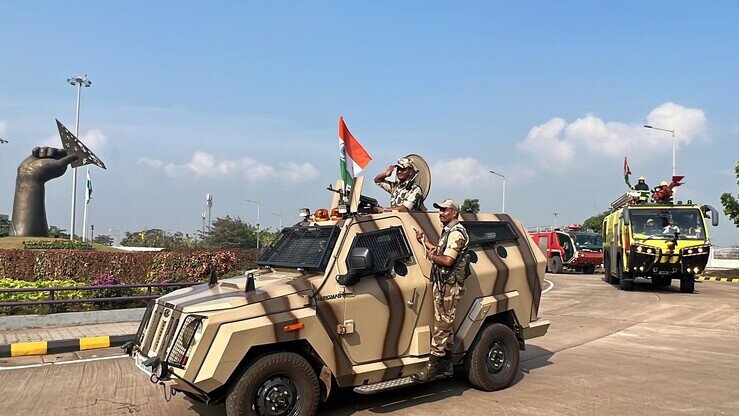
xmin=461 ymin=221 xmax=519 ymax=246
xmin=257 ymin=226 xmax=339 ymax=269
xmin=350 ymin=226 xmax=412 ymax=273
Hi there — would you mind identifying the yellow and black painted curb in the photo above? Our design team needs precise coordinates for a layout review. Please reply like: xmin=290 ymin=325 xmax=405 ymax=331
xmin=697 ymin=275 xmax=739 ymax=284
xmin=0 ymin=334 xmax=134 ymax=358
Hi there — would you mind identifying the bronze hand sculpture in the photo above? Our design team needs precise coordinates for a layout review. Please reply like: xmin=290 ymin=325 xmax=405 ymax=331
xmin=11 ymin=147 xmax=79 ymax=237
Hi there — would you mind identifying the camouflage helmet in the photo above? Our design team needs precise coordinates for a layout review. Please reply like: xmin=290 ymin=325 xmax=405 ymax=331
xmin=396 ymin=157 xmax=417 ymax=171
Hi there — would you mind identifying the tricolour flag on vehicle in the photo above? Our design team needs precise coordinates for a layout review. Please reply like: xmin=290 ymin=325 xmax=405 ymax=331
xmin=85 ymin=169 xmax=93 ymax=204
xmin=338 ymin=116 xmax=372 ymax=186
xmin=623 ymin=156 xmax=632 ymax=185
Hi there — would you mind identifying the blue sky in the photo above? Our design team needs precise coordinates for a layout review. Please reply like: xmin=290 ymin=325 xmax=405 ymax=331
xmin=0 ymin=1 xmax=737 ymax=246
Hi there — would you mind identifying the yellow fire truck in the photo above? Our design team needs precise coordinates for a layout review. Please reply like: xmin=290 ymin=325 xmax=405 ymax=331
xmin=602 ymin=192 xmax=719 ymax=292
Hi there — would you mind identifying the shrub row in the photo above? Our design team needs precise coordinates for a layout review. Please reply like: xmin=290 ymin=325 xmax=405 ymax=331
xmin=0 ymin=249 xmax=258 ymax=284
xmin=23 ymin=241 xmax=94 ymax=250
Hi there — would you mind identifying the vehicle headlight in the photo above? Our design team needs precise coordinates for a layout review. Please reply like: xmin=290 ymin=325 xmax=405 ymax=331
xmin=687 ymin=249 xmax=693 ymax=254
xmin=193 ymin=321 xmax=204 ymax=344
xmin=698 ymin=247 xmax=704 ymax=253
xmin=646 ymin=248 xmax=653 ymax=254
xmin=636 ymin=246 xmax=643 ymax=253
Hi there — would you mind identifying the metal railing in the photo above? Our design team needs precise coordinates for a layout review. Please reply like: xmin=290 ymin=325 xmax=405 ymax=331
xmin=0 ymin=282 xmax=200 ymax=314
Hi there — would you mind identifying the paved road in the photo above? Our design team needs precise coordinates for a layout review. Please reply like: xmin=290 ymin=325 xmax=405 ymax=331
xmin=1 ymin=274 xmax=738 ymax=416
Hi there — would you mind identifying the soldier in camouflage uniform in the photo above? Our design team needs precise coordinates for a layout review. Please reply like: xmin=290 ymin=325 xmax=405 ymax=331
xmin=373 ymin=157 xmax=425 ymax=212
xmin=411 ymin=199 xmax=470 ymax=382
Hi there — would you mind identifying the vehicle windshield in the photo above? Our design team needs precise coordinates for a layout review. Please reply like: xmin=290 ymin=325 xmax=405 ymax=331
xmin=257 ymin=226 xmax=339 ymax=270
xmin=573 ymin=233 xmax=602 ymax=250
xmin=630 ymin=208 xmax=705 ymax=240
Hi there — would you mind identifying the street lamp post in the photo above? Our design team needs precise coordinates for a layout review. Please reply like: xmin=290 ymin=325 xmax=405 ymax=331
xmin=553 ymin=212 xmax=559 ymax=228
xmin=68 ymin=75 xmax=92 ymax=241
xmin=205 ymin=193 xmax=213 ymax=231
xmin=246 ymin=199 xmax=261 ymax=250
xmin=644 ymin=124 xmax=677 ymax=199
xmin=489 ymin=170 xmax=506 ymax=213
xmin=272 ymin=213 xmax=283 ymax=229
xmin=108 ymin=228 xmax=120 ymax=246
xmin=201 ymin=212 xmax=207 ymax=236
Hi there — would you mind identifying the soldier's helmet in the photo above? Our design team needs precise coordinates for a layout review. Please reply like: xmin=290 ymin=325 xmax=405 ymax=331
xmin=396 ymin=157 xmax=417 ymax=171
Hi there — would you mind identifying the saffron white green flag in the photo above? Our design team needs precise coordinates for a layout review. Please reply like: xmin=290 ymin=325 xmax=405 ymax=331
xmin=85 ymin=169 xmax=93 ymax=204
xmin=338 ymin=116 xmax=372 ymax=186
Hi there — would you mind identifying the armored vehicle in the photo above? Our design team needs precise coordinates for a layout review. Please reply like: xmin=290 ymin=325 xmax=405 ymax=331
xmin=603 ymin=192 xmax=719 ymax=292
xmin=125 ymin=176 xmax=550 ymax=416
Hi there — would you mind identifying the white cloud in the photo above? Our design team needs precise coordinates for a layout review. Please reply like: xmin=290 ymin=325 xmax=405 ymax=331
xmin=138 ymin=151 xmax=320 ymax=183
xmin=517 ymin=102 xmax=706 ymax=170
xmin=431 ymin=157 xmax=536 ymax=189
xmin=0 ymin=120 xmax=7 ymax=136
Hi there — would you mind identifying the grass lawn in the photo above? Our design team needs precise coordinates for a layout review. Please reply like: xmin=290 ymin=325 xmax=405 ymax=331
xmin=0 ymin=236 xmax=122 ymax=252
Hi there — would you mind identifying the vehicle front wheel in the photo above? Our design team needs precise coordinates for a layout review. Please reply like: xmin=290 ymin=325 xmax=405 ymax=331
xmin=465 ymin=323 xmax=520 ymax=392
xmin=618 ymin=259 xmax=633 ymax=291
xmin=680 ymin=276 xmax=695 ymax=293
xmin=549 ymin=256 xmax=564 ymax=274
xmin=225 ymin=352 xmax=320 ymax=416
xmin=583 ymin=264 xmax=596 ymax=274
xmin=604 ymin=255 xmax=614 ymax=284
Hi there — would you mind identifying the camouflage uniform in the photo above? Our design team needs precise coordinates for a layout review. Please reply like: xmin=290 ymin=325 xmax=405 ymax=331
xmin=377 ymin=180 xmax=425 ymax=211
xmin=430 ymin=219 xmax=469 ymax=357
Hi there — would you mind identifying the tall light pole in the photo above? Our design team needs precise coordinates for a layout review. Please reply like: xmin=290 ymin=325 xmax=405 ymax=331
xmin=201 ymin=212 xmax=207 ymax=236
xmin=205 ymin=193 xmax=213 ymax=231
xmin=489 ymin=170 xmax=506 ymax=213
xmin=272 ymin=213 xmax=283 ymax=229
xmin=644 ymin=125 xmax=677 ymax=199
xmin=67 ymin=75 xmax=92 ymax=240
xmin=108 ymin=228 xmax=120 ymax=246
xmin=246 ymin=199 xmax=261 ymax=250
xmin=553 ymin=212 xmax=559 ymax=228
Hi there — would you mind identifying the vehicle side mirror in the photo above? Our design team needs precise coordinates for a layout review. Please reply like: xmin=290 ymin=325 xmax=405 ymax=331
xmin=348 ymin=247 xmax=373 ymax=273
xmin=702 ymin=205 xmax=719 ymax=227
xmin=338 ymin=247 xmax=374 ymax=286
xmin=622 ymin=209 xmax=630 ymax=226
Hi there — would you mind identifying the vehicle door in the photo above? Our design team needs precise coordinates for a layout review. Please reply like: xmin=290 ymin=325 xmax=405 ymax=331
xmin=335 ymin=216 xmax=431 ymax=364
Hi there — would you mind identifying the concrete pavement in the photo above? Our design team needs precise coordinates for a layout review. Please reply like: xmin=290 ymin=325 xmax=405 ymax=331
xmin=0 ymin=273 xmax=737 ymax=415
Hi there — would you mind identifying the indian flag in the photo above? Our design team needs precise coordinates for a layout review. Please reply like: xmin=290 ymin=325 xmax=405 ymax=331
xmin=623 ymin=156 xmax=632 ymax=185
xmin=338 ymin=116 xmax=372 ymax=186
xmin=85 ymin=169 xmax=93 ymax=204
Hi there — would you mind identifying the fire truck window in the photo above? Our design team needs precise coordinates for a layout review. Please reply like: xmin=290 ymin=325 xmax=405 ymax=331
xmin=537 ymin=236 xmax=548 ymax=255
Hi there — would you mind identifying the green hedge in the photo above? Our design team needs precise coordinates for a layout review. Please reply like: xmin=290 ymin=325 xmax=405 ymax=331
xmin=0 ymin=249 xmax=258 ymax=284
xmin=23 ymin=241 xmax=94 ymax=250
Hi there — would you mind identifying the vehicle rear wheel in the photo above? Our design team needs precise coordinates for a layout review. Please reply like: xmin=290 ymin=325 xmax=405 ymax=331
xmin=583 ymin=264 xmax=596 ymax=274
xmin=652 ymin=276 xmax=671 ymax=287
xmin=225 ymin=352 xmax=319 ymax=416
xmin=680 ymin=276 xmax=695 ymax=293
xmin=464 ymin=323 xmax=520 ymax=392
xmin=549 ymin=256 xmax=564 ymax=274
xmin=603 ymin=255 xmax=614 ymax=284
xmin=618 ymin=258 xmax=633 ymax=291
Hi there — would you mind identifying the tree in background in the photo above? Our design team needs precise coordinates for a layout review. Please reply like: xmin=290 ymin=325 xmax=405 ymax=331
xmin=48 ymin=225 xmax=70 ymax=239
xmin=92 ymin=234 xmax=114 ymax=246
xmin=720 ymin=161 xmax=739 ymax=228
xmin=120 ymin=228 xmax=195 ymax=249
xmin=200 ymin=216 xmax=280 ymax=249
xmin=461 ymin=198 xmax=480 ymax=214
xmin=582 ymin=210 xmax=610 ymax=234
xmin=0 ymin=217 xmax=9 ymax=237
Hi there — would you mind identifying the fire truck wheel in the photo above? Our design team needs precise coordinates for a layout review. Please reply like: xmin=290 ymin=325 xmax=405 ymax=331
xmin=617 ymin=260 xmax=633 ymax=291
xmin=603 ymin=255 xmax=614 ymax=284
xmin=225 ymin=352 xmax=319 ymax=416
xmin=583 ymin=264 xmax=596 ymax=274
xmin=680 ymin=276 xmax=695 ymax=293
xmin=549 ymin=256 xmax=563 ymax=274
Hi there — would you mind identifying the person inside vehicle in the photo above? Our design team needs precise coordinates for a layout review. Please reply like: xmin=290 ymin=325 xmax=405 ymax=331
xmin=373 ymin=157 xmax=425 ymax=212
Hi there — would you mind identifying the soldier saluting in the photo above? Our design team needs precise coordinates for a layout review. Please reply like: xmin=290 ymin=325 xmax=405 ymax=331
xmin=373 ymin=157 xmax=425 ymax=212
xmin=412 ymin=199 xmax=470 ymax=382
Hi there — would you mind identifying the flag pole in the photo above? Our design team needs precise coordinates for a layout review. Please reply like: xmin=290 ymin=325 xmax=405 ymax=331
xmin=82 ymin=167 xmax=89 ymax=241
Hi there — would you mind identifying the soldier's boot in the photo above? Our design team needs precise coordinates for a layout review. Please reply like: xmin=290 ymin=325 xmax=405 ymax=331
xmin=411 ymin=355 xmax=452 ymax=383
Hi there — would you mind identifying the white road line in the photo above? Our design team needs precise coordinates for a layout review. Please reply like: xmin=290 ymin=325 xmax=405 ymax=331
xmin=0 ymin=354 xmax=128 ymax=371
xmin=542 ymin=279 xmax=555 ymax=294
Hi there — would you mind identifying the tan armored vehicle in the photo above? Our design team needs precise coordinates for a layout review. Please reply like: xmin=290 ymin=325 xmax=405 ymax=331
xmin=125 ymin=172 xmax=550 ymax=416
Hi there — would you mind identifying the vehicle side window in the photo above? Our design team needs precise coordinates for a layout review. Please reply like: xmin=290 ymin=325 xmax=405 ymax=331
xmin=348 ymin=226 xmax=413 ymax=275
xmin=537 ymin=236 xmax=548 ymax=255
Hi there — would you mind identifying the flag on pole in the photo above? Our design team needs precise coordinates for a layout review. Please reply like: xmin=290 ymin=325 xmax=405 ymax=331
xmin=338 ymin=116 xmax=372 ymax=186
xmin=85 ymin=169 xmax=93 ymax=204
xmin=623 ymin=156 xmax=632 ymax=186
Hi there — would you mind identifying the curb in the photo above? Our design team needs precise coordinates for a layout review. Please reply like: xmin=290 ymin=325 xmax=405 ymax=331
xmin=696 ymin=276 xmax=739 ymax=283
xmin=0 ymin=334 xmax=134 ymax=358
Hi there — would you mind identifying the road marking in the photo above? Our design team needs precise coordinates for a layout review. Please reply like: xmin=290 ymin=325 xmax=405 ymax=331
xmin=0 ymin=354 xmax=128 ymax=371
xmin=543 ymin=279 xmax=554 ymax=294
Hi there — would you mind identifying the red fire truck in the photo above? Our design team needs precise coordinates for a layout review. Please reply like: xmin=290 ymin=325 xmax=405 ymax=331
xmin=529 ymin=224 xmax=603 ymax=274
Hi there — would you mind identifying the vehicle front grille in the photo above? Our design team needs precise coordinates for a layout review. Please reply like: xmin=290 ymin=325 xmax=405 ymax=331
xmin=139 ymin=303 xmax=182 ymax=358
xmin=166 ymin=315 xmax=203 ymax=368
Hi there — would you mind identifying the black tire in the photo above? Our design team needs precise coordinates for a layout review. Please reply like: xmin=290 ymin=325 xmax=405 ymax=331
xmin=680 ymin=276 xmax=695 ymax=293
xmin=225 ymin=352 xmax=319 ymax=416
xmin=464 ymin=323 xmax=520 ymax=392
xmin=652 ymin=276 xmax=671 ymax=287
xmin=549 ymin=256 xmax=564 ymax=274
xmin=617 ymin=258 xmax=633 ymax=291
xmin=583 ymin=264 xmax=596 ymax=275
xmin=604 ymin=255 xmax=614 ymax=284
